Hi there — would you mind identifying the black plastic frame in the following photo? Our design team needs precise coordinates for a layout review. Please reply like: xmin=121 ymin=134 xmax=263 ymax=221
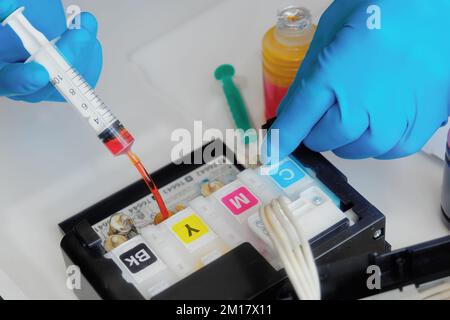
xmin=318 ymin=235 xmax=450 ymax=299
xmin=60 ymin=140 xmax=390 ymax=300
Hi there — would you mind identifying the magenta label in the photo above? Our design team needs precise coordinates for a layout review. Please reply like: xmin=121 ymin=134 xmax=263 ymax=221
xmin=221 ymin=187 xmax=259 ymax=216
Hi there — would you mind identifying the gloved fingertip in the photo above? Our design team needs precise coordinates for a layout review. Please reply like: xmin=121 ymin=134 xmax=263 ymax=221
xmin=373 ymin=154 xmax=395 ymax=160
xmin=46 ymin=89 xmax=65 ymax=102
xmin=275 ymin=87 xmax=294 ymax=117
xmin=303 ymin=138 xmax=328 ymax=153
xmin=26 ymin=62 xmax=50 ymax=87
xmin=8 ymin=82 xmax=56 ymax=103
xmin=69 ymin=28 xmax=92 ymax=44
xmin=261 ymin=127 xmax=286 ymax=165
xmin=0 ymin=0 xmax=19 ymax=21
xmin=2 ymin=63 xmax=50 ymax=102
xmin=333 ymin=147 xmax=366 ymax=160
xmin=5 ymin=62 xmax=50 ymax=95
xmin=10 ymin=93 xmax=46 ymax=103
xmin=57 ymin=28 xmax=92 ymax=64
xmin=268 ymin=115 xmax=302 ymax=160
xmin=80 ymin=12 xmax=98 ymax=36
xmin=59 ymin=28 xmax=93 ymax=49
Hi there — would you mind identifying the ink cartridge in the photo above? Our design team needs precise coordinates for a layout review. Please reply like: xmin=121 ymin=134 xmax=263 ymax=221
xmin=262 ymin=157 xmax=315 ymax=200
xmin=143 ymin=207 xmax=229 ymax=270
xmin=107 ymin=235 xmax=176 ymax=299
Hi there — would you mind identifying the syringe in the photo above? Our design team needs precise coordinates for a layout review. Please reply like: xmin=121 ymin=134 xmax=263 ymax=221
xmin=3 ymin=7 xmax=133 ymax=156
xmin=2 ymin=7 xmax=170 ymax=220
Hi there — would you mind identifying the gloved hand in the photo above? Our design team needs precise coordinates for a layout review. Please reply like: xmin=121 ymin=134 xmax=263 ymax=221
xmin=266 ymin=0 xmax=450 ymax=161
xmin=0 ymin=0 xmax=102 ymax=102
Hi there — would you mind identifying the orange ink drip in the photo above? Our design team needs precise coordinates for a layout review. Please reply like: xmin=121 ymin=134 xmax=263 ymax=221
xmin=127 ymin=151 xmax=170 ymax=221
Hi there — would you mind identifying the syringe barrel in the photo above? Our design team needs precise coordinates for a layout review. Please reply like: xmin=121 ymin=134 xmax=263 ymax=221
xmin=3 ymin=7 xmax=134 ymax=156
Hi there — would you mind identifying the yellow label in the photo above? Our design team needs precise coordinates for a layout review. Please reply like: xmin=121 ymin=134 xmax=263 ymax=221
xmin=171 ymin=214 xmax=209 ymax=244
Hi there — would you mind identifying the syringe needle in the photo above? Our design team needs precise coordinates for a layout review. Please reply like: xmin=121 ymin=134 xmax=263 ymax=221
xmin=127 ymin=151 xmax=170 ymax=221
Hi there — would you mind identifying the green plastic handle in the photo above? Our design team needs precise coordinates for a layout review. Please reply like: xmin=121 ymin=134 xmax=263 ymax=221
xmin=215 ymin=64 xmax=254 ymax=143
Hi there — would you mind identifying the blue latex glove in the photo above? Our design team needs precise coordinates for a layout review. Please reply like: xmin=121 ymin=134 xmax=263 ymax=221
xmin=266 ymin=0 xmax=450 ymax=161
xmin=0 ymin=0 xmax=102 ymax=102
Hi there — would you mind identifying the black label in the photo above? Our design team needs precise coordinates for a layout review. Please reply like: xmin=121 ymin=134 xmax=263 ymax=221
xmin=119 ymin=243 xmax=157 ymax=274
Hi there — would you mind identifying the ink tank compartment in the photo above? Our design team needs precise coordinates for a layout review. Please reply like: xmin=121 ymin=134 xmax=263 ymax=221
xmin=59 ymin=140 xmax=390 ymax=300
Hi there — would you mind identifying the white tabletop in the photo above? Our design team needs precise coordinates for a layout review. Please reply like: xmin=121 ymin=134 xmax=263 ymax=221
xmin=0 ymin=0 xmax=448 ymax=299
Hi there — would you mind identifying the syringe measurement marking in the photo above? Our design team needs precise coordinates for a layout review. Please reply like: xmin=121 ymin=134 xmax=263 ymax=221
xmin=54 ymin=67 xmax=116 ymax=131
xmin=55 ymin=74 xmax=98 ymax=126
xmin=88 ymin=93 xmax=96 ymax=102
xmin=81 ymin=86 xmax=90 ymax=94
